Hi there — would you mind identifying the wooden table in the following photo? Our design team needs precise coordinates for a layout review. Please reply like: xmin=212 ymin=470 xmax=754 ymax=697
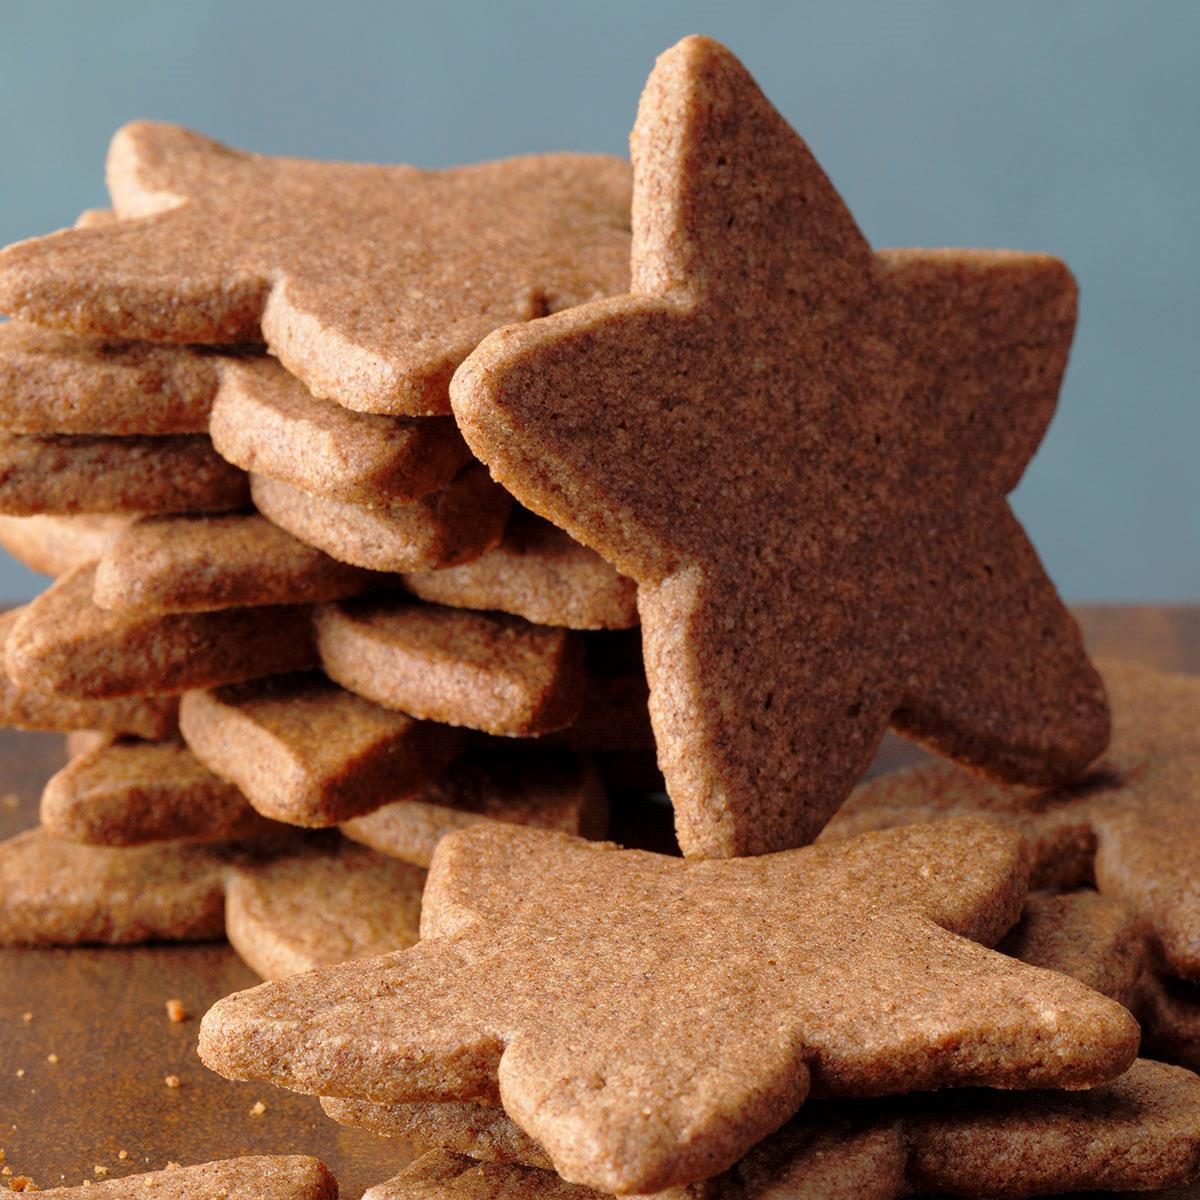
xmin=1 ymin=606 xmax=1196 ymax=1196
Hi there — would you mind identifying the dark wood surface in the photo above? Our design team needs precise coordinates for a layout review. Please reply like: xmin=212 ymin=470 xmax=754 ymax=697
xmin=0 ymin=606 xmax=1196 ymax=1196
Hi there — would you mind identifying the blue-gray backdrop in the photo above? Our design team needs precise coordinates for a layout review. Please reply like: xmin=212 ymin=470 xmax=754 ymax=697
xmin=1 ymin=0 xmax=1195 ymax=601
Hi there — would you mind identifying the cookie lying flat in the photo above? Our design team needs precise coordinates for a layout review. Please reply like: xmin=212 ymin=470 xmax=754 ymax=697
xmin=403 ymin=512 xmax=638 ymax=631
xmin=40 ymin=736 xmax=273 ymax=846
xmin=340 ymin=749 xmax=608 ymax=868
xmin=315 ymin=597 xmax=586 ymax=736
xmin=0 ymin=121 xmax=631 ymax=415
xmin=35 ymin=1156 xmax=338 ymax=1200
xmin=212 ymin=357 xmax=472 ymax=504
xmin=226 ymin=837 xmax=425 ymax=979
xmin=199 ymin=819 xmax=1138 ymax=1195
xmin=92 ymin=512 xmax=376 ymax=613
xmin=450 ymin=36 xmax=1107 ymax=858
xmin=0 ymin=319 xmax=223 ymax=434
xmin=0 ymin=610 xmax=180 ymax=737
xmin=180 ymin=672 xmax=463 ymax=826
xmin=0 ymin=430 xmax=249 ymax=514
xmin=827 ymin=659 xmax=1200 ymax=981
xmin=0 ymin=512 xmax=131 ymax=575
xmin=5 ymin=563 xmax=317 ymax=698
xmin=251 ymin=465 xmax=510 ymax=573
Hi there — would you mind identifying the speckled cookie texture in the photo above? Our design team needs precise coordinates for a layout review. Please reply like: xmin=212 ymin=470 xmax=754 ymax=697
xmin=35 ymin=1156 xmax=338 ymax=1200
xmin=0 ymin=430 xmax=249 ymax=515
xmin=92 ymin=512 xmax=376 ymax=613
xmin=0 ymin=512 xmax=131 ymax=575
xmin=449 ymin=35 xmax=1107 ymax=858
xmin=0 ymin=320 xmax=224 ymax=435
xmin=250 ymin=465 xmax=511 ymax=574
xmin=179 ymin=671 xmax=464 ymax=826
xmin=0 ymin=121 xmax=631 ymax=415
xmin=198 ymin=819 xmax=1139 ymax=1194
xmin=403 ymin=511 xmax=638 ymax=631
xmin=212 ymin=357 xmax=473 ymax=503
xmin=826 ymin=658 xmax=1200 ymax=982
xmin=340 ymin=749 xmax=608 ymax=867
xmin=5 ymin=563 xmax=318 ymax=698
xmin=315 ymin=597 xmax=587 ymax=736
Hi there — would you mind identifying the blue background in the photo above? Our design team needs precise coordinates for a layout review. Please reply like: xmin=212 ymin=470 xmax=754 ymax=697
xmin=1 ymin=1 xmax=1196 ymax=601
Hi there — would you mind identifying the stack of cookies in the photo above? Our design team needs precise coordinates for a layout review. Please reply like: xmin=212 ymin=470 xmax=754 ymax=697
xmin=4 ymin=32 xmax=1200 ymax=1200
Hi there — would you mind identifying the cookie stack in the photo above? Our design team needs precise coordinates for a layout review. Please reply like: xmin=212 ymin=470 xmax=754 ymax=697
xmin=4 ymin=30 xmax=1200 ymax=1200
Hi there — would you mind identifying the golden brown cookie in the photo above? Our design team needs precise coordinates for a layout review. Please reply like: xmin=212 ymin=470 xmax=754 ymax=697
xmin=340 ymin=748 xmax=608 ymax=868
xmin=40 ymin=735 xmax=273 ymax=846
xmin=92 ymin=512 xmax=376 ymax=613
xmin=402 ymin=512 xmax=638 ymax=631
xmin=179 ymin=671 xmax=463 ymax=826
xmin=315 ymin=597 xmax=586 ymax=736
xmin=0 ymin=512 xmax=131 ymax=575
xmin=826 ymin=659 xmax=1200 ymax=981
xmin=34 ymin=1156 xmax=338 ymax=1200
xmin=0 ymin=121 xmax=631 ymax=415
xmin=199 ymin=819 xmax=1138 ymax=1194
xmin=251 ymin=465 xmax=511 ymax=573
xmin=5 ymin=563 xmax=318 ymax=698
xmin=0 ymin=320 xmax=224 ymax=434
xmin=0 ymin=609 xmax=180 ymax=737
xmin=450 ymin=36 xmax=1107 ymax=858
xmin=212 ymin=357 xmax=472 ymax=503
xmin=0 ymin=430 xmax=249 ymax=514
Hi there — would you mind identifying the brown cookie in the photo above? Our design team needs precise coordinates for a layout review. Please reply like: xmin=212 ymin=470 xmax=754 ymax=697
xmin=449 ymin=36 xmax=1107 ymax=858
xmin=0 ymin=430 xmax=249 ymax=514
xmin=0 ymin=609 xmax=180 ymax=738
xmin=0 ymin=121 xmax=631 ymax=415
xmin=251 ymin=465 xmax=511 ymax=573
xmin=0 ymin=512 xmax=131 ymax=575
xmin=5 ymin=563 xmax=318 ymax=698
xmin=179 ymin=671 xmax=463 ymax=826
xmin=198 ymin=819 xmax=1138 ymax=1195
xmin=40 ymin=735 xmax=273 ymax=846
xmin=0 ymin=320 xmax=224 ymax=435
xmin=34 ymin=1156 xmax=338 ymax=1200
xmin=315 ymin=597 xmax=586 ymax=737
xmin=340 ymin=749 xmax=608 ymax=868
xmin=403 ymin=511 xmax=638 ymax=631
xmin=212 ymin=357 xmax=473 ymax=504
xmin=826 ymin=659 xmax=1200 ymax=981
xmin=92 ymin=512 xmax=376 ymax=614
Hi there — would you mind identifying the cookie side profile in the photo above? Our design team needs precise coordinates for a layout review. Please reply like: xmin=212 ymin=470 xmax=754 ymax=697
xmin=0 ymin=512 xmax=131 ymax=576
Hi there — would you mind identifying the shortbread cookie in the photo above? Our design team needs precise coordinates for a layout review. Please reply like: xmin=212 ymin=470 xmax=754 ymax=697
xmin=0 ymin=512 xmax=131 ymax=575
xmin=0 ymin=320 xmax=222 ymax=434
xmin=199 ymin=819 xmax=1138 ymax=1195
xmin=5 ymin=563 xmax=318 ymax=698
xmin=340 ymin=749 xmax=608 ymax=867
xmin=212 ymin=357 xmax=472 ymax=503
xmin=180 ymin=672 xmax=463 ymax=826
xmin=226 ymin=837 xmax=425 ymax=978
xmin=35 ymin=1156 xmax=338 ymax=1200
xmin=316 ymin=597 xmax=586 ymax=736
xmin=41 ymin=736 xmax=272 ymax=845
xmin=92 ymin=512 xmax=376 ymax=613
xmin=827 ymin=659 xmax=1200 ymax=980
xmin=450 ymin=36 xmax=1107 ymax=858
xmin=0 ymin=121 xmax=631 ymax=415
xmin=403 ymin=512 xmax=637 ymax=631
xmin=0 ymin=430 xmax=249 ymax=514
xmin=0 ymin=610 xmax=179 ymax=737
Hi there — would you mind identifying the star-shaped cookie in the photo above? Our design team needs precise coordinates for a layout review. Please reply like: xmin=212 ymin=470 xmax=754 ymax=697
xmin=450 ymin=36 xmax=1107 ymax=857
xmin=199 ymin=819 xmax=1138 ymax=1194
xmin=0 ymin=123 xmax=631 ymax=415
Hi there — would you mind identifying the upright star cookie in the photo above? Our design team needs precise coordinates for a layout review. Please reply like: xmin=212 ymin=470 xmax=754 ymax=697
xmin=199 ymin=819 xmax=1138 ymax=1194
xmin=0 ymin=123 xmax=631 ymax=415
xmin=450 ymin=36 xmax=1107 ymax=857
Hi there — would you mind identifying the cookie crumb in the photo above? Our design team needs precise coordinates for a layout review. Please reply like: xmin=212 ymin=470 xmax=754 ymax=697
xmin=248 ymin=1100 xmax=266 ymax=1117
xmin=45 ymin=1054 xmax=58 ymax=1065
xmin=92 ymin=1167 xmax=107 ymax=1179
xmin=164 ymin=1162 xmax=181 ymax=1170
xmin=13 ymin=1071 xmax=23 ymax=1080
xmin=163 ymin=1075 xmax=180 ymax=1089
xmin=117 ymin=1152 xmax=128 ymax=1162
xmin=164 ymin=999 xmax=187 ymax=1023
xmin=2 ymin=1167 xmax=11 ymax=1176
xmin=20 ymin=1014 xmax=31 ymax=1024
xmin=10 ymin=1176 xmax=33 ymax=1192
